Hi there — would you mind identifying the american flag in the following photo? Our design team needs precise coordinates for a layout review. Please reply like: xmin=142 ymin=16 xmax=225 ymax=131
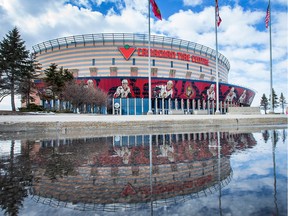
xmin=265 ymin=3 xmax=270 ymax=28
xmin=216 ymin=0 xmax=222 ymax=27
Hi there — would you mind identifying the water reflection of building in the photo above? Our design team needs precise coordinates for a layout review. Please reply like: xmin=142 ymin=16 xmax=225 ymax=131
xmin=30 ymin=132 xmax=256 ymax=209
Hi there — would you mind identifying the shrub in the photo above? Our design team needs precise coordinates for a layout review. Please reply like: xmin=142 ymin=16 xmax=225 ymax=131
xmin=19 ymin=104 xmax=45 ymax=112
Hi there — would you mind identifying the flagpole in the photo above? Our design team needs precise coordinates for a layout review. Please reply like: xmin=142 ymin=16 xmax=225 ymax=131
xmin=215 ymin=1 xmax=220 ymax=114
xmin=147 ymin=0 xmax=153 ymax=115
xmin=268 ymin=0 xmax=274 ymax=113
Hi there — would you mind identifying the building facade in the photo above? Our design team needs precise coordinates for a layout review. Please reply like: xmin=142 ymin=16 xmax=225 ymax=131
xmin=33 ymin=33 xmax=255 ymax=114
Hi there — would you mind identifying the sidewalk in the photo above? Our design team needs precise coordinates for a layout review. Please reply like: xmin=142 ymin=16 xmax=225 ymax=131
xmin=1 ymin=113 xmax=287 ymax=132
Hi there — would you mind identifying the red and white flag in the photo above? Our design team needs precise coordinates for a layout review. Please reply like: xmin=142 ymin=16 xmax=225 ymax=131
xmin=150 ymin=0 xmax=162 ymax=20
xmin=216 ymin=0 xmax=222 ymax=27
xmin=265 ymin=3 xmax=270 ymax=28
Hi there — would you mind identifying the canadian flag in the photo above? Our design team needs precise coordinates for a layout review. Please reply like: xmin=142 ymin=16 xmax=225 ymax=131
xmin=216 ymin=0 xmax=222 ymax=27
xmin=150 ymin=0 xmax=162 ymax=20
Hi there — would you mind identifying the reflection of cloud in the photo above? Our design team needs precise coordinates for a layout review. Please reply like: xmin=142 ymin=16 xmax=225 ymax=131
xmin=0 ymin=140 xmax=21 ymax=156
xmin=157 ymin=130 xmax=287 ymax=216
xmin=2 ymin=130 xmax=287 ymax=215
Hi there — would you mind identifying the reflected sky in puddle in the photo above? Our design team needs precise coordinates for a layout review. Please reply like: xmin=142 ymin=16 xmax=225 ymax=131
xmin=0 ymin=128 xmax=287 ymax=216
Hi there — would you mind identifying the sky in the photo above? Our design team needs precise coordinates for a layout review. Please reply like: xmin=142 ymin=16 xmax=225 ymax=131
xmin=0 ymin=0 xmax=287 ymax=110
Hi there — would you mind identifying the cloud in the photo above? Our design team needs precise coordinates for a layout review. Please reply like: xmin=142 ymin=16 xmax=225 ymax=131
xmin=183 ymin=0 xmax=203 ymax=7
xmin=0 ymin=0 xmax=287 ymax=110
xmin=152 ymin=5 xmax=287 ymax=106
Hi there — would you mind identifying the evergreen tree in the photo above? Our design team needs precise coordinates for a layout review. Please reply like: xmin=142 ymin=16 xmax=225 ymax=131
xmin=43 ymin=63 xmax=74 ymax=110
xmin=260 ymin=93 xmax=268 ymax=114
xmin=0 ymin=27 xmax=30 ymax=111
xmin=279 ymin=93 xmax=286 ymax=114
xmin=269 ymin=88 xmax=279 ymax=110
xmin=19 ymin=53 xmax=42 ymax=108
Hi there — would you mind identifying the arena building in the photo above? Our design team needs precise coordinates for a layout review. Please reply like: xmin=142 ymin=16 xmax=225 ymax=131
xmin=32 ymin=33 xmax=255 ymax=114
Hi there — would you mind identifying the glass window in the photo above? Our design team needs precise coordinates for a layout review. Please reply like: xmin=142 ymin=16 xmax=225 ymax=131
xmin=132 ymin=58 xmax=136 ymax=65
xmin=187 ymin=63 xmax=189 ymax=70
xmin=152 ymin=59 xmax=155 ymax=66
xmin=200 ymin=66 xmax=202 ymax=72
xmin=210 ymin=69 xmax=213 ymax=75
xmin=171 ymin=61 xmax=173 ymax=68
xmin=92 ymin=59 xmax=95 ymax=66
xmin=112 ymin=58 xmax=115 ymax=65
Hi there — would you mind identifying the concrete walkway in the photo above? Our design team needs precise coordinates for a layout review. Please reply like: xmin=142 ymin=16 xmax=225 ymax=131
xmin=0 ymin=113 xmax=287 ymax=135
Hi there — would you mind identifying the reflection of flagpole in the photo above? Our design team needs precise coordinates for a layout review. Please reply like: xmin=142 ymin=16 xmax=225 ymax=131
xmin=272 ymin=130 xmax=279 ymax=215
xmin=215 ymin=1 xmax=220 ymax=114
xmin=217 ymin=131 xmax=223 ymax=215
xmin=147 ymin=0 xmax=152 ymax=114
xmin=149 ymin=134 xmax=153 ymax=214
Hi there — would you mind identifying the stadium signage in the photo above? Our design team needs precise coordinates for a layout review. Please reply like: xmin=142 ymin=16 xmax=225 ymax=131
xmin=119 ymin=45 xmax=209 ymax=66
xmin=118 ymin=45 xmax=136 ymax=61
xmin=137 ymin=48 xmax=209 ymax=66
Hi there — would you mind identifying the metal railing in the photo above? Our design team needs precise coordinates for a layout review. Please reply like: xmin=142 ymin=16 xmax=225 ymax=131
xmin=32 ymin=33 xmax=230 ymax=71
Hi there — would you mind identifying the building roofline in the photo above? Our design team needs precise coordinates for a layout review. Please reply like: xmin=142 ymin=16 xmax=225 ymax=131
xmin=32 ymin=33 xmax=230 ymax=71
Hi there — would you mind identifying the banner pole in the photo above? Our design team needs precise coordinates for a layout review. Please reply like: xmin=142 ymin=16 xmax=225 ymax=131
xmin=147 ymin=0 xmax=153 ymax=114
xmin=268 ymin=0 xmax=274 ymax=113
xmin=215 ymin=0 xmax=220 ymax=114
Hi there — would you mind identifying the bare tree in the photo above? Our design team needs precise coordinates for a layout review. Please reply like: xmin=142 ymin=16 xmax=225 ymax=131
xmin=62 ymin=81 xmax=108 ymax=113
xmin=0 ymin=89 xmax=9 ymax=103
xmin=62 ymin=81 xmax=86 ymax=113
xmin=85 ymin=86 xmax=108 ymax=113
